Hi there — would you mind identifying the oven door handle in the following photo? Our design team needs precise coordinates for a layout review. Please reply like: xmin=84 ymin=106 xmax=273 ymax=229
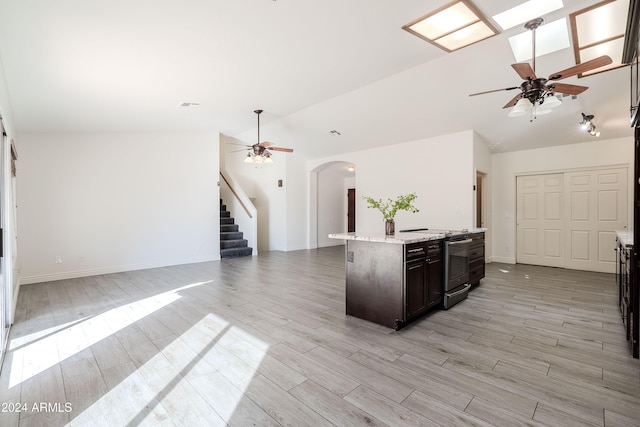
xmin=447 ymin=238 xmax=473 ymax=246
xmin=446 ymin=283 xmax=471 ymax=297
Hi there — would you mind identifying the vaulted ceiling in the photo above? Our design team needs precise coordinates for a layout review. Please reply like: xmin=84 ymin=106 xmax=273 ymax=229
xmin=0 ymin=0 xmax=634 ymax=158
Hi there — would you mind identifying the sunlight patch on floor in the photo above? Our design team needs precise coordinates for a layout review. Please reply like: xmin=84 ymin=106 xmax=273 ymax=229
xmin=9 ymin=317 xmax=88 ymax=350
xmin=67 ymin=313 xmax=268 ymax=425
xmin=8 ymin=281 xmax=212 ymax=389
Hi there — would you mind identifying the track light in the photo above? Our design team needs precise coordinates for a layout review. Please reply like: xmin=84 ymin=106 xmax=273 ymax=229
xmin=579 ymin=113 xmax=599 ymax=137
xmin=579 ymin=112 xmax=593 ymax=129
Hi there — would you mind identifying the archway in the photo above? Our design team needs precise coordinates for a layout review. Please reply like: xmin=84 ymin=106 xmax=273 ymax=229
xmin=309 ymin=161 xmax=356 ymax=248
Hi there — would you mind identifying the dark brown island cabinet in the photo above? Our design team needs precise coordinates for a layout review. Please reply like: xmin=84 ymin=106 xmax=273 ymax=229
xmin=469 ymin=232 xmax=486 ymax=286
xmin=405 ymin=240 xmax=443 ymax=322
xmin=328 ymin=230 xmax=484 ymax=330
xmin=337 ymin=236 xmax=443 ymax=330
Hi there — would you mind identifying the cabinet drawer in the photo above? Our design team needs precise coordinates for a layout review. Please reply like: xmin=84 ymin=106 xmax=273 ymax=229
xmin=470 ymin=232 xmax=484 ymax=242
xmin=405 ymin=242 xmax=427 ymax=260
xmin=469 ymin=246 xmax=484 ymax=260
xmin=469 ymin=265 xmax=485 ymax=284
xmin=426 ymin=241 xmax=442 ymax=256
xmin=469 ymin=261 xmax=485 ymax=283
xmin=470 ymin=257 xmax=484 ymax=270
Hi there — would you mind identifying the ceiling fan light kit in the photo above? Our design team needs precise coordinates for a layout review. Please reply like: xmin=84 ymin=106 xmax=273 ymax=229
xmin=507 ymin=98 xmax=531 ymax=117
xmin=242 ymin=109 xmax=293 ymax=165
xmin=543 ymin=94 xmax=562 ymax=109
xmin=469 ymin=17 xmax=612 ymax=122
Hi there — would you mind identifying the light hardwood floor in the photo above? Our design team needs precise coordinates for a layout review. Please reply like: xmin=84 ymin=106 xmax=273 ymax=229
xmin=1 ymin=246 xmax=639 ymax=426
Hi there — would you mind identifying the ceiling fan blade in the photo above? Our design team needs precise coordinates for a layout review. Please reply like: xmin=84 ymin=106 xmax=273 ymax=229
xmin=502 ymin=93 xmax=522 ymax=109
xmin=259 ymin=141 xmax=273 ymax=147
xmin=550 ymin=82 xmax=588 ymax=95
xmin=512 ymin=63 xmax=537 ymax=80
xmin=548 ymin=55 xmax=613 ymax=81
xmin=269 ymin=147 xmax=294 ymax=153
xmin=469 ymin=87 xmax=519 ymax=96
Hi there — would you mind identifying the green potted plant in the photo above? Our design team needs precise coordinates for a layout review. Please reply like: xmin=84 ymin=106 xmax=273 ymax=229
xmin=363 ymin=193 xmax=419 ymax=235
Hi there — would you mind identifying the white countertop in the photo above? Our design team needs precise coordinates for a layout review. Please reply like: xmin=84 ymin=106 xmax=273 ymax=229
xmin=328 ymin=228 xmax=486 ymax=245
xmin=616 ymin=230 xmax=634 ymax=247
xmin=328 ymin=231 xmax=446 ymax=244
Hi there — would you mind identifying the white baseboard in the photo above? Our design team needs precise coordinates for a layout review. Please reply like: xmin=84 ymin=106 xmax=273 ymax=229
xmin=19 ymin=256 xmax=218 ymax=285
xmin=317 ymin=241 xmax=344 ymax=249
xmin=490 ymin=256 xmax=516 ymax=264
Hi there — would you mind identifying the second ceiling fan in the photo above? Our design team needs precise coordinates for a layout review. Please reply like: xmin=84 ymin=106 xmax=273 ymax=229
xmin=469 ymin=18 xmax=612 ymax=117
xmin=243 ymin=109 xmax=293 ymax=164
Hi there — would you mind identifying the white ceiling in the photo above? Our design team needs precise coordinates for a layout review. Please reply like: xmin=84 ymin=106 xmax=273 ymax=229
xmin=0 ymin=0 xmax=634 ymax=158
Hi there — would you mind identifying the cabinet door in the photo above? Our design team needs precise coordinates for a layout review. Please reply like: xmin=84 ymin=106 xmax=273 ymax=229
xmin=406 ymin=259 xmax=427 ymax=319
xmin=427 ymin=256 xmax=442 ymax=306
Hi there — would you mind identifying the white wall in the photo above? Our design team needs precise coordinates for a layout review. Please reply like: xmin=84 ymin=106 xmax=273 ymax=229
xmin=226 ymin=131 xmax=481 ymax=252
xmin=491 ymin=136 xmax=634 ymax=264
xmin=285 ymin=155 xmax=308 ymax=251
xmin=473 ymin=132 xmax=492 ymax=258
xmin=0 ymin=57 xmax=15 ymax=137
xmin=0 ymin=54 xmax=19 ymax=321
xmin=223 ymin=139 xmax=287 ymax=252
xmin=225 ymin=128 xmax=635 ymax=270
xmin=18 ymin=132 xmax=220 ymax=284
xmin=309 ymin=130 xmax=477 ymax=236
xmin=316 ymin=162 xmax=352 ymax=247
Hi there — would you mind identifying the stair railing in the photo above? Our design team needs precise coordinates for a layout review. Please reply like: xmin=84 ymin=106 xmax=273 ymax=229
xmin=220 ymin=172 xmax=257 ymax=255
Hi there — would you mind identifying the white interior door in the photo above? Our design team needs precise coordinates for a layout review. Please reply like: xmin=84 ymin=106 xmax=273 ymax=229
xmin=516 ymin=174 xmax=564 ymax=268
xmin=565 ymin=168 xmax=627 ymax=272
xmin=516 ymin=168 xmax=628 ymax=273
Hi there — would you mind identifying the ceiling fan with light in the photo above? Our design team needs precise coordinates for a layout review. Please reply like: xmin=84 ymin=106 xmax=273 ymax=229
xmin=241 ymin=109 xmax=293 ymax=164
xmin=469 ymin=18 xmax=613 ymax=118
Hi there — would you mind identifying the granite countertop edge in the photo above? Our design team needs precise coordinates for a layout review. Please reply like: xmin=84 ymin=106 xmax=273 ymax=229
xmin=616 ymin=230 xmax=634 ymax=247
xmin=328 ymin=228 xmax=486 ymax=245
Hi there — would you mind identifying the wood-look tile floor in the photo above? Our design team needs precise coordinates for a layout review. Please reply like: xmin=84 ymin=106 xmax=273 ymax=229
xmin=1 ymin=246 xmax=639 ymax=426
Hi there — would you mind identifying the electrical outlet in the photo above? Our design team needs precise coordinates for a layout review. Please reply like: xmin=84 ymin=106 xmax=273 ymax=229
xmin=54 ymin=256 xmax=62 ymax=264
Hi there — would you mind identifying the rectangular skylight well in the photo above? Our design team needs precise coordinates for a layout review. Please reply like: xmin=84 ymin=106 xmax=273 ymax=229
xmin=492 ymin=0 xmax=564 ymax=30
xmin=569 ymin=0 xmax=629 ymax=77
xmin=409 ymin=2 xmax=479 ymax=40
xmin=402 ymin=0 xmax=499 ymax=52
xmin=507 ymin=17 xmax=570 ymax=62
xmin=437 ymin=21 xmax=497 ymax=51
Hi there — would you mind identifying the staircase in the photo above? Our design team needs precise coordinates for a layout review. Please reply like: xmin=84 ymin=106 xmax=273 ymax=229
xmin=220 ymin=199 xmax=253 ymax=258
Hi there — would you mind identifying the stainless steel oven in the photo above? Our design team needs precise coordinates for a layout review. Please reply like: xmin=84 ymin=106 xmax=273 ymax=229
xmin=443 ymin=234 xmax=472 ymax=309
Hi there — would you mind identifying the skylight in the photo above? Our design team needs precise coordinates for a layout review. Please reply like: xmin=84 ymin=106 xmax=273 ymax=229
xmin=569 ymin=0 xmax=629 ymax=77
xmin=507 ymin=18 xmax=570 ymax=62
xmin=402 ymin=0 xmax=499 ymax=52
xmin=492 ymin=0 xmax=564 ymax=30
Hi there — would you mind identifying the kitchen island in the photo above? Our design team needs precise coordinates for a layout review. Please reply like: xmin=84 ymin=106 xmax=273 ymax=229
xmin=329 ymin=229 xmax=485 ymax=330
xmin=329 ymin=231 xmax=446 ymax=330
